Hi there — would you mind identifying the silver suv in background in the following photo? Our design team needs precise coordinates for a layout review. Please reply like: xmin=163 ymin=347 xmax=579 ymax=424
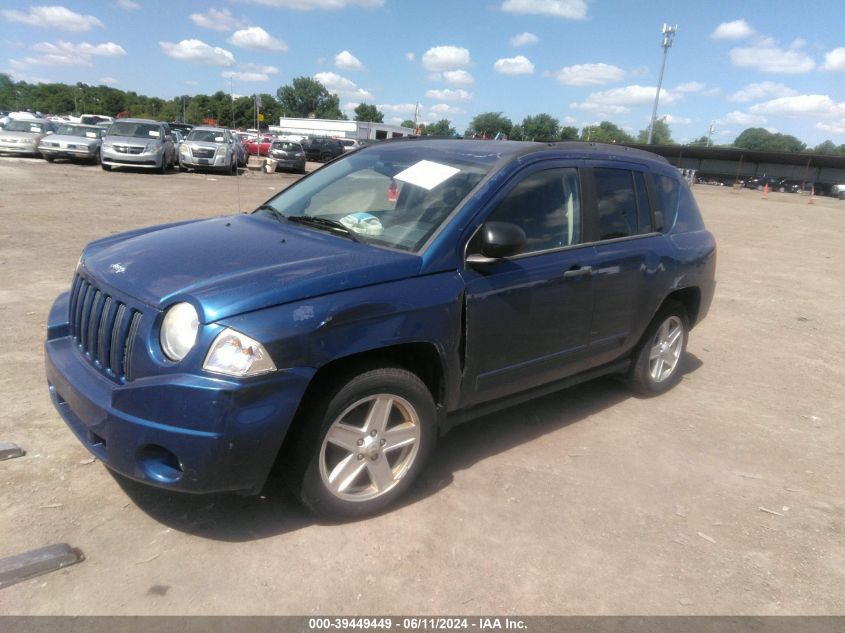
xmin=101 ymin=118 xmax=175 ymax=173
xmin=178 ymin=126 xmax=242 ymax=175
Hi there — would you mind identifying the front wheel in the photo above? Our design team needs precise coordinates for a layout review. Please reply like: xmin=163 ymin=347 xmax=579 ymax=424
xmin=629 ymin=302 xmax=689 ymax=396
xmin=101 ymin=162 xmax=112 ymax=171
xmin=286 ymin=367 xmax=436 ymax=519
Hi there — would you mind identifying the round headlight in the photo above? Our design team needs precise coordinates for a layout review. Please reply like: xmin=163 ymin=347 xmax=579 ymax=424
xmin=160 ymin=302 xmax=199 ymax=361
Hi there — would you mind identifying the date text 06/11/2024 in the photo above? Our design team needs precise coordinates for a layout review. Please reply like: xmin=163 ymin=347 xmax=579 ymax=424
xmin=307 ymin=618 xmax=528 ymax=630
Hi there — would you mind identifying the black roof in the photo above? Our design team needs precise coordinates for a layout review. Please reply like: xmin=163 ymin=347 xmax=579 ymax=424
xmin=623 ymin=143 xmax=845 ymax=170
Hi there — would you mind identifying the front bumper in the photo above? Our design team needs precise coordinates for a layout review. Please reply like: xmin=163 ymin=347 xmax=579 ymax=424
xmin=45 ymin=292 xmax=310 ymax=495
xmin=0 ymin=142 xmax=39 ymax=155
xmin=102 ymin=147 xmax=162 ymax=168
xmin=39 ymin=146 xmax=97 ymax=160
xmin=179 ymin=153 xmax=232 ymax=171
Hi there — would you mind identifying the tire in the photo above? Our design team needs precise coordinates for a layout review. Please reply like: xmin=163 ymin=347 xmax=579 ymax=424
xmin=628 ymin=301 xmax=689 ymax=396
xmin=286 ymin=367 xmax=437 ymax=520
xmin=92 ymin=149 xmax=101 ymax=165
xmin=229 ymin=159 xmax=237 ymax=176
xmin=101 ymin=163 xmax=112 ymax=171
xmin=320 ymin=151 xmax=333 ymax=162
xmin=778 ymin=186 xmax=785 ymax=193
xmin=44 ymin=155 xmax=54 ymax=162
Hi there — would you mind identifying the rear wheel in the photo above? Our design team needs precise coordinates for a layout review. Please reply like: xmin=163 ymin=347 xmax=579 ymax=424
xmin=286 ymin=367 xmax=436 ymax=520
xmin=320 ymin=151 xmax=333 ymax=162
xmin=44 ymin=155 xmax=54 ymax=162
xmin=629 ymin=302 xmax=689 ymax=396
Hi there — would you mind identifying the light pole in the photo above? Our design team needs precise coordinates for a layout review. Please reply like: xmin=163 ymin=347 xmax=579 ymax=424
xmin=647 ymin=23 xmax=677 ymax=145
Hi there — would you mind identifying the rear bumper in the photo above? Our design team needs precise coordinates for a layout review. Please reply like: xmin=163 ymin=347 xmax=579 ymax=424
xmin=45 ymin=293 xmax=309 ymax=495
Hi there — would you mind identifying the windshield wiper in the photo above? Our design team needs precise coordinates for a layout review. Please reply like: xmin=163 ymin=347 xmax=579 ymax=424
xmin=254 ymin=204 xmax=285 ymax=222
xmin=286 ymin=215 xmax=360 ymax=242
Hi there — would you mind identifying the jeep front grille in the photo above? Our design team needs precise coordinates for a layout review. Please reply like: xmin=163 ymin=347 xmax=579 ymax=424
xmin=68 ymin=274 xmax=143 ymax=382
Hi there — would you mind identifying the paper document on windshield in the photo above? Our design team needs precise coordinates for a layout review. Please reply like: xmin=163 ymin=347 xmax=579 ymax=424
xmin=394 ymin=160 xmax=460 ymax=190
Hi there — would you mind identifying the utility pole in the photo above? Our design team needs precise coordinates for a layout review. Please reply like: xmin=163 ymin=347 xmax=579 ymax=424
xmin=647 ymin=23 xmax=677 ymax=145
xmin=707 ymin=121 xmax=715 ymax=147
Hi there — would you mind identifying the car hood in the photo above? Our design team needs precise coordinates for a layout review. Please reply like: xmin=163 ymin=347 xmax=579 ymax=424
xmin=0 ymin=130 xmax=44 ymax=141
xmin=41 ymin=134 xmax=99 ymax=146
xmin=81 ymin=213 xmax=422 ymax=322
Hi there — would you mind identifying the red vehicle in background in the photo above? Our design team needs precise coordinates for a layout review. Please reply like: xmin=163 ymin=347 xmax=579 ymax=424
xmin=244 ymin=135 xmax=275 ymax=156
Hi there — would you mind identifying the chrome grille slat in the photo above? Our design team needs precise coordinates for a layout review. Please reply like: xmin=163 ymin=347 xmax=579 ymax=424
xmin=68 ymin=274 xmax=144 ymax=383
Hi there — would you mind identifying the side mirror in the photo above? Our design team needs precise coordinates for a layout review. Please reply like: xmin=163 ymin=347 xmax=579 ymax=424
xmin=466 ymin=221 xmax=526 ymax=265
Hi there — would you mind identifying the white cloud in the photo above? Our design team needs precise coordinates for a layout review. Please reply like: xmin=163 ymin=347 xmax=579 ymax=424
xmin=1 ymin=5 xmax=103 ymax=31
xmin=335 ymin=50 xmax=364 ymax=71
xmin=222 ymin=71 xmax=270 ymax=82
xmin=190 ymin=8 xmax=247 ymax=31
xmin=816 ymin=121 xmax=845 ymax=134
xmin=571 ymin=84 xmax=680 ymax=114
xmin=555 ymin=63 xmax=624 ymax=85
xmin=717 ymin=111 xmax=767 ymax=126
xmin=228 ymin=26 xmax=287 ymax=52
xmin=822 ymin=47 xmax=845 ymax=71
xmin=13 ymin=40 xmax=127 ymax=66
xmin=674 ymin=81 xmax=705 ymax=93
xmin=314 ymin=71 xmax=373 ymax=100
xmin=443 ymin=69 xmax=473 ymax=85
xmin=241 ymin=62 xmax=279 ymax=74
xmin=378 ymin=103 xmax=417 ymax=114
xmin=425 ymin=88 xmax=472 ymax=101
xmin=429 ymin=103 xmax=463 ymax=115
xmin=246 ymin=0 xmax=384 ymax=8
xmin=729 ymin=38 xmax=815 ymax=74
xmin=421 ymin=46 xmax=471 ymax=72
xmin=662 ymin=114 xmax=692 ymax=125
xmin=501 ymin=0 xmax=587 ymax=19
xmin=702 ymin=87 xmax=722 ymax=97
xmin=116 ymin=0 xmax=140 ymax=10
xmin=494 ymin=55 xmax=534 ymax=75
xmin=160 ymin=39 xmax=235 ymax=66
xmin=710 ymin=19 xmax=754 ymax=40
xmin=99 ymin=76 xmax=117 ymax=84
xmin=749 ymin=94 xmax=845 ymax=119
xmin=405 ymin=52 xmax=414 ymax=62
xmin=510 ymin=32 xmax=538 ymax=47
xmin=729 ymin=81 xmax=797 ymax=102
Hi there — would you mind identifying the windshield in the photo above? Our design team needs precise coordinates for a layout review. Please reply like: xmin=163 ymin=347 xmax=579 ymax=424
xmin=187 ymin=129 xmax=227 ymax=143
xmin=56 ymin=124 xmax=101 ymax=138
xmin=273 ymin=142 xmax=301 ymax=151
xmin=108 ymin=121 xmax=161 ymax=139
xmin=5 ymin=120 xmax=46 ymax=133
xmin=256 ymin=144 xmax=490 ymax=252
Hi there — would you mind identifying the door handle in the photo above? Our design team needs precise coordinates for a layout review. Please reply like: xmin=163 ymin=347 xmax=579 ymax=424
xmin=563 ymin=265 xmax=593 ymax=279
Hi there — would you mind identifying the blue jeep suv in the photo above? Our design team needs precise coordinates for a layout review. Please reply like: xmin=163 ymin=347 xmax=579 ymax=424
xmin=45 ymin=139 xmax=716 ymax=519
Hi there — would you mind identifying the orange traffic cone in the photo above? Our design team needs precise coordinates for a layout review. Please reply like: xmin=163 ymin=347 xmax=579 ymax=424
xmin=762 ymin=183 xmax=769 ymax=199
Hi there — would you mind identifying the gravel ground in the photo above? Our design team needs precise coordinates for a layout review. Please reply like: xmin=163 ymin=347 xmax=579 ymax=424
xmin=0 ymin=156 xmax=843 ymax=615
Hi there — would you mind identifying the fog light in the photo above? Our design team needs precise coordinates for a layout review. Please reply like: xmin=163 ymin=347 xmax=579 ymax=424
xmin=138 ymin=444 xmax=183 ymax=483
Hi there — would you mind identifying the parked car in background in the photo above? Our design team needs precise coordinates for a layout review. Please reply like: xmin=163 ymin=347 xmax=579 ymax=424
xmin=831 ymin=184 xmax=845 ymax=200
xmin=244 ymin=135 xmax=275 ymax=156
xmin=268 ymin=140 xmax=306 ymax=173
xmin=101 ymin=118 xmax=175 ymax=173
xmin=744 ymin=176 xmax=800 ymax=192
xmin=38 ymin=123 xmax=103 ymax=164
xmin=45 ymin=139 xmax=716 ymax=519
xmin=79 ymin=114 xmax=113 ymax=126
xmin=0 ymin=118 xmax=57 ymax=155
xmin=338 ymin=138 xmax=366 ymax=153
xmin=302 ymin=136 xmax=344 ymax=162
xmin=178 ymin=126 xmax=240 ymax=175
xmin=169 ymin=122 xmax=194 ymax=137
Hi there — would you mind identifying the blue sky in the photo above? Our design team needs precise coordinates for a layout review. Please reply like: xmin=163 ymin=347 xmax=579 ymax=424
xmin=3 ymin=0 xmax=845 ymax=145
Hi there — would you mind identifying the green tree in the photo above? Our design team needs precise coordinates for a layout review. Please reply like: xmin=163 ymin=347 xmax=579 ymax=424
xmin=734 ymin=127 xmax=806 ymax=152
xmin=581 ymin=121 xmax=634 ymax=144
xmin=814 ymin=140 xmax=838 ymax=154
xmin=276 ymin=76 xmax=343 ymax=119
xmin=688 ymin=136 xmax=710 ymax=147
xmin=638 ymin=119 xmax=674 ymax=144
xmin=353 ymin=102 xmax=383 ymax=123
xmin=421 ymin=119 xmax=456 ymax=136
xmin=400 ymin=119 xmax=417 ymax=129
xmin=517 ymin=113 xmax=559 ymax=140
xmin=465 ymin=112 xmax=512 ymax=138
xmin=558 ymin=126 xmax=579 ymax=140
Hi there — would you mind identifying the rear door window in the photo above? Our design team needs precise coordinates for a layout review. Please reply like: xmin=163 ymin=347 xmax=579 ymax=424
xmin=593 ymin=168 xmax=654 ymax=239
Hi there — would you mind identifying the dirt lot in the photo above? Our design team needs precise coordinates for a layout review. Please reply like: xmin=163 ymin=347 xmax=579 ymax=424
xmin=0 ymin=156 xmax=842 ymax=615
